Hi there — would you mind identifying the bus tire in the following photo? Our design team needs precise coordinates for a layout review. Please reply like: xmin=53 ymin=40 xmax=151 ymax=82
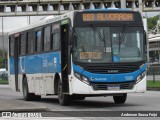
xmin=23 ymin=77 xmax=41 ymax=101
xmin=58 ymin=80 xmax=71 ymax=106
xmin=113 ymin=93 xmax=127 ymax=104
xmin=22 ymin=77 xmax=33 ymax=101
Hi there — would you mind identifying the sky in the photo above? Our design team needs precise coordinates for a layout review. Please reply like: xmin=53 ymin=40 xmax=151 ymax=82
xmin=0 ymin=16 xmax=45 ymax=32
xmin=144 ymin=12 xmax=160 ymax=18
xmin=0 ymin=12 xmax=159 ymax=33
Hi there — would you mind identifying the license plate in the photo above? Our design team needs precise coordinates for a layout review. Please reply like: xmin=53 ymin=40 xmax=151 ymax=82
xmin=107 ymin=85 xmax=120 ymax=90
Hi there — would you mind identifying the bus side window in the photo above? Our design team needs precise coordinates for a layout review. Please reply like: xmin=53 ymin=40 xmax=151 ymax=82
xmin=19 ymin=35 xmax=21 ymax=56
xmin=35 ymin=30 xmax=42 ymax=53
xmin=9 ymin=36 xmax=14 ymax=57
xmin=41 ymin=29 xmax=44 ymax=52
xmin=20 ymin=33 xmax=26 ymax=56
xmin=51 ymin=32 xmax=60 ymax=51
xmin=28 ymin=31 xmax=34 ymax=54
xmin=51 ymin=23 xmax=60 ymax=51
xmin=26 ymin=32 xmax=28 ymax=54
xmin=44 ymin=26 xmax=51 ymax=51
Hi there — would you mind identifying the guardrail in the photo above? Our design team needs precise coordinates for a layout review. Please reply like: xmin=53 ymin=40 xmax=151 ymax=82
xmin=0 ymin=0 xmax=159 ymax=16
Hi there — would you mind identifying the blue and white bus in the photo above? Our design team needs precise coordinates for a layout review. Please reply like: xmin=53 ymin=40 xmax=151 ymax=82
xmin=8 ymin=9 xmax=146 ymax=105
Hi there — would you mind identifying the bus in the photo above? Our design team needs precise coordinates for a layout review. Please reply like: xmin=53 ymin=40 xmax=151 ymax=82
xmin=8 ymin=9 xmax=147 ymax=106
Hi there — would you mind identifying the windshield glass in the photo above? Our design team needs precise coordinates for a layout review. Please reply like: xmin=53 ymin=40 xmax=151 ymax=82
xmin=73 ymin=27 xmax=144 ymax=63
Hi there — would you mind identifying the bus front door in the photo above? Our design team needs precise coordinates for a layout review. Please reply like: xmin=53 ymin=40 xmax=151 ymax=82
xmin=60 ymin=21 xmax=71 ymax=93
xmin=14 ymin=35 xmax=19 ymax=91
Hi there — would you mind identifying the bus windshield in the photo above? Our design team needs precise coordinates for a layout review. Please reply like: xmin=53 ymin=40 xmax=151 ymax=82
xmin=72 ymin=27 xmax=145 ymax=63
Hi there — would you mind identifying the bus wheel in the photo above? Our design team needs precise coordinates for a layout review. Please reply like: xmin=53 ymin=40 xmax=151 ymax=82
xmin=58 ymin=80 xmax=71 ymax=106
xmin=23 ymin=77 xmax=41 ymax=101
xmin=22 ymin=77 xmax=33 ymax=101
xmin=113 ymin=94 xmax=127 ymax=104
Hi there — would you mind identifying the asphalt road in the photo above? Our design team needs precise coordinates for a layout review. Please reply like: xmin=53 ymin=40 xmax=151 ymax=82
xmin=0 ymin=85 xmax=160 ymax=119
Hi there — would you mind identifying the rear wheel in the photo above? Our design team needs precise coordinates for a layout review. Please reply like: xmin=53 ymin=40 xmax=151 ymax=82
xmin=23 ymin=77 xmax=33 ymax=101
xmin=113 ymin=94 xmax=127 ymax=104
xmin=58 ymin=80 xmax=71 ymax=106
xmin=22 ymin=77 xmax=41 ymax=101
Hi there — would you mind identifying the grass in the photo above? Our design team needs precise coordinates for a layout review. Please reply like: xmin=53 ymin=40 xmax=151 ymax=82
xmin=0 ymin=79 xmax=8 ymax=84
xmin=147 ymin=80 xmax=160 ymax=88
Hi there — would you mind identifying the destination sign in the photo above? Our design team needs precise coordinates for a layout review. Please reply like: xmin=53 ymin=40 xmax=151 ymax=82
xmin=80 ymin=52 xmax=102 ymax=60
xmin=82 ymin=13 xmax=133 ymax=21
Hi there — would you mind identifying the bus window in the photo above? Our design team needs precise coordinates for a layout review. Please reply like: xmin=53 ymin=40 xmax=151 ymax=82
xmin=51 ymin=32 xmax=60 ymax=51
xmin=9 ymin=36 xmax=14 ymax=57
xmin=28 ymin=31 xmax=34 ymax=54
xmin=20 ymin=33 xmax=26 ymax=55
xmin=19 ymin=35 xmax=21 ymax=56
xmin=44 ymin=26 xmax=51 ymax=51
xmin=26 ymin=33 xmax=28 ymax=54
xmin=35 ymin=30 xmax=42 ymax=52
xmin=51 ymin=23 xmax=60 ymax=51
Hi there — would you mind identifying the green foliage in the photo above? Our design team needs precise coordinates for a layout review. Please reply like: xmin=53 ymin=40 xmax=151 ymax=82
xmin=0 ymin=58 xmax=3 ymax=62
xmin=0 ymin=48 xmax=8 ymax=68
xmin=147 ymin=80 xmax=160 ymax=88
xmin=0 ymin=80 xmax=8 ymax=84
xmin=0 ymin=57 xmax=7 ymax=68
xmin=148 ymin=15 xmax=159 ymax=29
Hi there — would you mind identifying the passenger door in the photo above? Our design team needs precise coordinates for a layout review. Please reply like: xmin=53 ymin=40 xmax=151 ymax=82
xmin=60 ymin=19 xmax=71 ymax=93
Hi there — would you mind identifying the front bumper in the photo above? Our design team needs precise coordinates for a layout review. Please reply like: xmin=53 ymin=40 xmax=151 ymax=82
xmin=70 ymin=76 xmax=146 ymax=95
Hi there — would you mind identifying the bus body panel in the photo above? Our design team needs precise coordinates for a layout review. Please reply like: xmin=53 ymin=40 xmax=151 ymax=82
xmin=9 ymin=51 xmax=61 ymax=94
xmin=9 ymin=52 xmax=61 ymax=75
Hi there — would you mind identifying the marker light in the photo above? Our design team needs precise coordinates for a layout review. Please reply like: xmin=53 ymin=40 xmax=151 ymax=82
xmin=136 ymin=71 xmax=146 ymax=83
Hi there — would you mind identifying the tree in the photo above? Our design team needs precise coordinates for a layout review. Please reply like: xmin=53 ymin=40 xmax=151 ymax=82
xmin=0 ymin=49 xmax=2 ymax=58
xmin=148 ymin=15 xmax=159 ymax=30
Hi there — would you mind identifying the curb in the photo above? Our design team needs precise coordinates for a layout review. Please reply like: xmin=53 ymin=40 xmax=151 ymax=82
xmin=147 ymin=87 xmax=160 ymax=91
xmin=0 ymin=108 xmax=49 ymax=112
xmin=0 ymin=99 xmax=50 ymax=112
xmin=0 ymin=83 xmax=8 ymax=85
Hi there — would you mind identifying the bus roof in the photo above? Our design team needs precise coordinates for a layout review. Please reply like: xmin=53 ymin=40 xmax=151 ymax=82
xmin=8 ymin=11 xmax=75 ymax=35
xmin=8 ymin=9 xmax=137 ymax=35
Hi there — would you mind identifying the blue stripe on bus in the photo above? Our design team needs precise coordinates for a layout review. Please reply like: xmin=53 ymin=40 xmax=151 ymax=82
xmin=10 ymin=51 xmax=61 ymax=74
xmin=73 ymin=63 xmax=146 ymax=83
xmin=10 ymin=50 xmax=146 ymax=83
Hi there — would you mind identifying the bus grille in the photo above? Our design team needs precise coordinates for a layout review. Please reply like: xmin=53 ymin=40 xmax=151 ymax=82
xmin=85 ymin=63 xmax=140 ymax=74
xmin=91 ymin=82 xmax=135 ymax=90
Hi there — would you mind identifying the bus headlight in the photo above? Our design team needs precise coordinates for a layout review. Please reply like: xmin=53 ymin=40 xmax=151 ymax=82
xmin=74 ymin=72 xmax=81 ymax=80
xmin=82 ymin=76 xmax=89 ymax=84
xmin=136 ymin=71 xmax=146 ymax=83
xmin=74 ymin=72 xmax=89 ymax=85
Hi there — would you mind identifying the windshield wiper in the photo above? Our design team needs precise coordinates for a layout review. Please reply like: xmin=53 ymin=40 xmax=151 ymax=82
xmin=90 ymin=24 xmax=106 ymax=53
xmin=119 ymin=23 xmax=129 ymax=52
